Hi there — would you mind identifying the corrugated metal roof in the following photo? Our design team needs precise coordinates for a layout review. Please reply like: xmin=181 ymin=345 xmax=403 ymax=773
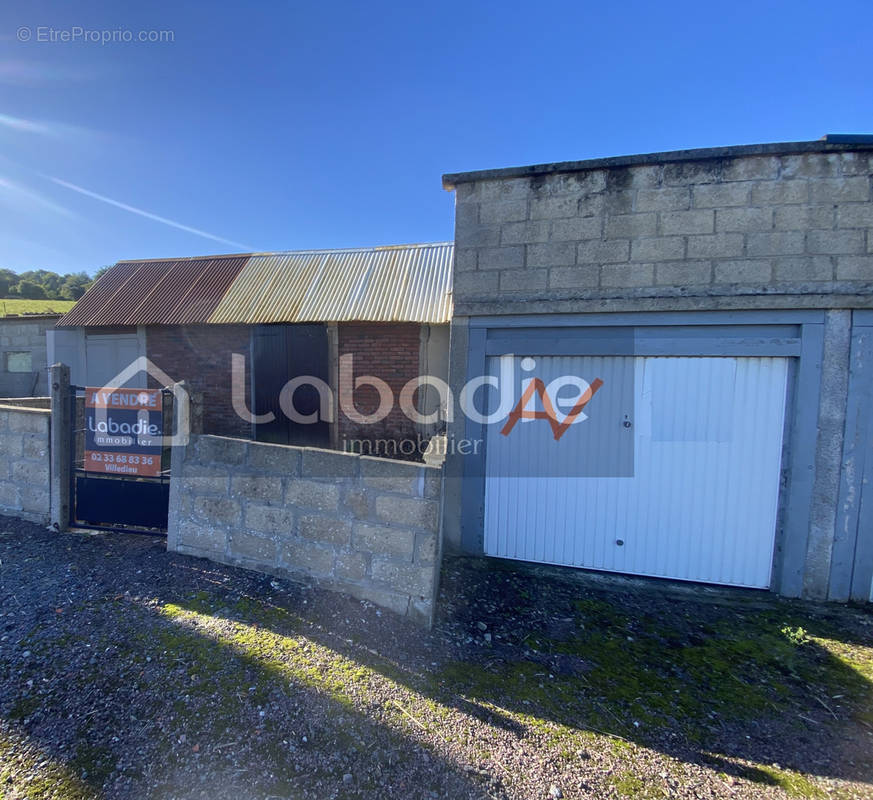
xmin=59 ymin=243 xmax=454 ymax=327
xmin=208 ymin=243 xmax=453 ymax=324
xmin=57 ymin=256 xmax=248 ymax=327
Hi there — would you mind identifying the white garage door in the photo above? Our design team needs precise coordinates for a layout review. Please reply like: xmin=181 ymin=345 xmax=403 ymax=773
xmin=484 ymin=356 xmax=789 ymax=588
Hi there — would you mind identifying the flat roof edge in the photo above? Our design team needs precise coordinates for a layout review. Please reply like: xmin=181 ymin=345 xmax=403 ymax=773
xmin=0 ymin=313 xmax=63 ymax=321
xmin=441 ymin=139 xmax=873 ymax=188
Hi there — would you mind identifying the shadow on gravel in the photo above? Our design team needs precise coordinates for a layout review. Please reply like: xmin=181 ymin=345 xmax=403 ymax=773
xmin=426 ymin=557 xmax=873 ymax=788
xmin=165 ymin=554 xmax=873 ymax=792
xmin=0 ymin=520 xmax=492 ymax=800
xmin=2 ymin=518 xmax=873 ymax=799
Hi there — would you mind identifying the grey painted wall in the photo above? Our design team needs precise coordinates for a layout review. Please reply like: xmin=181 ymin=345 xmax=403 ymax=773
xmin=417 ymin=323 xmax=451 ymax=436
xmin=832 ymin=311 xmax=873 ymax=602
xmin=0 ymin=316 xmax=59 ymax=397
xmin=443 ymin=144 xmax=873 ymax=602
xmin=47 ymin=327 xmax=147 ymax=389
xmin=804 ymin=311 xmax=851 ymax=599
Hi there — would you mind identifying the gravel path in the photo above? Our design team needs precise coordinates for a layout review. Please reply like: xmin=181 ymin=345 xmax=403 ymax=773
xmin=1 ymin=515 xmax=871 ymax=799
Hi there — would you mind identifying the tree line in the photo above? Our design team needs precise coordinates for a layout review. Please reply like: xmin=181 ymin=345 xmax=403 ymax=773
xmin=0 ymin=267 xmax=108 ymax=301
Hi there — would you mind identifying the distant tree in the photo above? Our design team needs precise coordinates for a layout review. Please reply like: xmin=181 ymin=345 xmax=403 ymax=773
xmin=60 ymin=272 xmax=92 ymax=300
xmin=0 ymin=269 xmax=16 ymax=296
xmin=45 ymin=273 xmax=63 ymax=298
xmin=0 ymin=266 xmax=108 ymax=300
xmin=15 ymin=280 xmax=47 ymax=299
xmin=17 ymin=270 xmax=62 ymax=298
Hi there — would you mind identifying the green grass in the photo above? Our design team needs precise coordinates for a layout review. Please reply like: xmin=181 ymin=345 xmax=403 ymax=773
xmin=0 ymin=298 xmax=76 ymax=316
xmin=0 ymin=728 xmax=95 ymax=800
xmin=609 ymin=770 xmax=666 ymax=798
xmin=158 ymin=595 xmax=387 ymax=711
xmin=145 ymin=594 xmax=430 ymax=795
xmin=438 ymin=601 xmax=873 ymax=745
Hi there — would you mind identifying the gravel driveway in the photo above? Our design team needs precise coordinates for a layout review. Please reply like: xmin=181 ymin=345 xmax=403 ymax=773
xmin=1 ymin=514 xmax=871 ymax=799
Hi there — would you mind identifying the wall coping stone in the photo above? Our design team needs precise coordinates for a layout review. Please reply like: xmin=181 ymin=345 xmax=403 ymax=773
xmin=0 ymin=404 xmax=51 ymax=416
xmin=455 ymin=286 xmax=873 ymax=316
xmin=443 ymin=139 xmax=873 ymax=187
xmin=195 ymin=434 xmax=442 ymax=474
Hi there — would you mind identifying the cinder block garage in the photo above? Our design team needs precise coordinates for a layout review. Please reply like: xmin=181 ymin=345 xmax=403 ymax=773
xmin=442 ymin=139 xmax=873 ymax=603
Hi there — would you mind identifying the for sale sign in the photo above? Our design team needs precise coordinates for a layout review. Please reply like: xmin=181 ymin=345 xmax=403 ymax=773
xmin=84 ymin=388 xmax=163 ymax=477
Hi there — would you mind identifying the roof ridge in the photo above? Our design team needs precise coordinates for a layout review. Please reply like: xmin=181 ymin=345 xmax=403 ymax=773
xmin=115 ymin=241 xmax=453 ymax=265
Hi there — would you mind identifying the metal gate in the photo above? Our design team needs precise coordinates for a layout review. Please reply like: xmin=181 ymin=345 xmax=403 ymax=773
xmin=69 ymin=385 xmax=171 ymax=534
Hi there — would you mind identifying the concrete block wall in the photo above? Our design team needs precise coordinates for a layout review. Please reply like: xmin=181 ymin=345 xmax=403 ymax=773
xmin=447 ymin=145 xmax=873 ymax=314
xmin=0 ymin=316 xmax=59 ymax=397
xmin=167 ymin=435 xmax=442 ymax=625
xmin=0 ymin=404 xmax=51 ymax=524
xmin=442 ymin=141 xmax=873 ymax=604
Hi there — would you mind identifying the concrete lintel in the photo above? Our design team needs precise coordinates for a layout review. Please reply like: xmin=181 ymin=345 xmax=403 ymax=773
xmin=455 ymin=288 xmax=873 ymax=319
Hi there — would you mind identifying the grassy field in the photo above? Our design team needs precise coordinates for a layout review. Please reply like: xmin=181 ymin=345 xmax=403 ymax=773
xmin=0 ymin=298 xmax=76 ymax=316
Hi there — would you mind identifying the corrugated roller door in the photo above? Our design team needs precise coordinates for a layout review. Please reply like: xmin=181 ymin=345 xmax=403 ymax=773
xmin=484 ymin=356 xmax=789 ymax=588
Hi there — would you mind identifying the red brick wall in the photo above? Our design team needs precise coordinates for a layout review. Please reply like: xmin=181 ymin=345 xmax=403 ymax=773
xmin=338 ymin=323 xmax=422 ymax=457
xmin=145 ymin=323 xmax=423 ymax=451
xmin=146 ymin=325 xmax=251 ymax=438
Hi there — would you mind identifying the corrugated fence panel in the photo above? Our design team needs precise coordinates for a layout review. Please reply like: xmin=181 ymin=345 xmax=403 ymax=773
xmin=484 ymin=356 xmax=789 ymax=589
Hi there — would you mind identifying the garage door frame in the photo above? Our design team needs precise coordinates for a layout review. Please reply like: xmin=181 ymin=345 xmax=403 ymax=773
xmin=458 ymin=309 xmax=826 ymax=596
xmin=831 ymin=310 xmax=873 ymax=602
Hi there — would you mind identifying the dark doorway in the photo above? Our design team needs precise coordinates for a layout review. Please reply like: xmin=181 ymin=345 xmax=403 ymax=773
xmin=252 ymin=324 xmax=331 ymax=447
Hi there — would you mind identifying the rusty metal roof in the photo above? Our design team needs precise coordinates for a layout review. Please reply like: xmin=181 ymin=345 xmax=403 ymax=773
xmin=57 ymin=255 xmax=248 ymax=327
xmin=58 ymin=243 xmax=454 ymax=327
xmin=209 ymin=243 xmax=453 ymax=324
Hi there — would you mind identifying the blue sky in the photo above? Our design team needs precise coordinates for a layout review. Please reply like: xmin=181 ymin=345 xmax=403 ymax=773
xmin=0 ymin=0 xmax=871 ymax=274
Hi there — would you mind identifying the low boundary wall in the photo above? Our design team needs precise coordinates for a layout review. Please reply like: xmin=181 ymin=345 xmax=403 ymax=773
xmin=0 ymin=397 xmax=51 ymax=409
xmin=0 ymin=404 xmax=51 ymax=524
xmin=167 ymin=435 xmax=443 ymax=625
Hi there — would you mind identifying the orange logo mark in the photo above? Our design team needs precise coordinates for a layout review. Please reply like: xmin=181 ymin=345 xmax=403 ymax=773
xmin=500 ymin=377 xmax=604 ymax=441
